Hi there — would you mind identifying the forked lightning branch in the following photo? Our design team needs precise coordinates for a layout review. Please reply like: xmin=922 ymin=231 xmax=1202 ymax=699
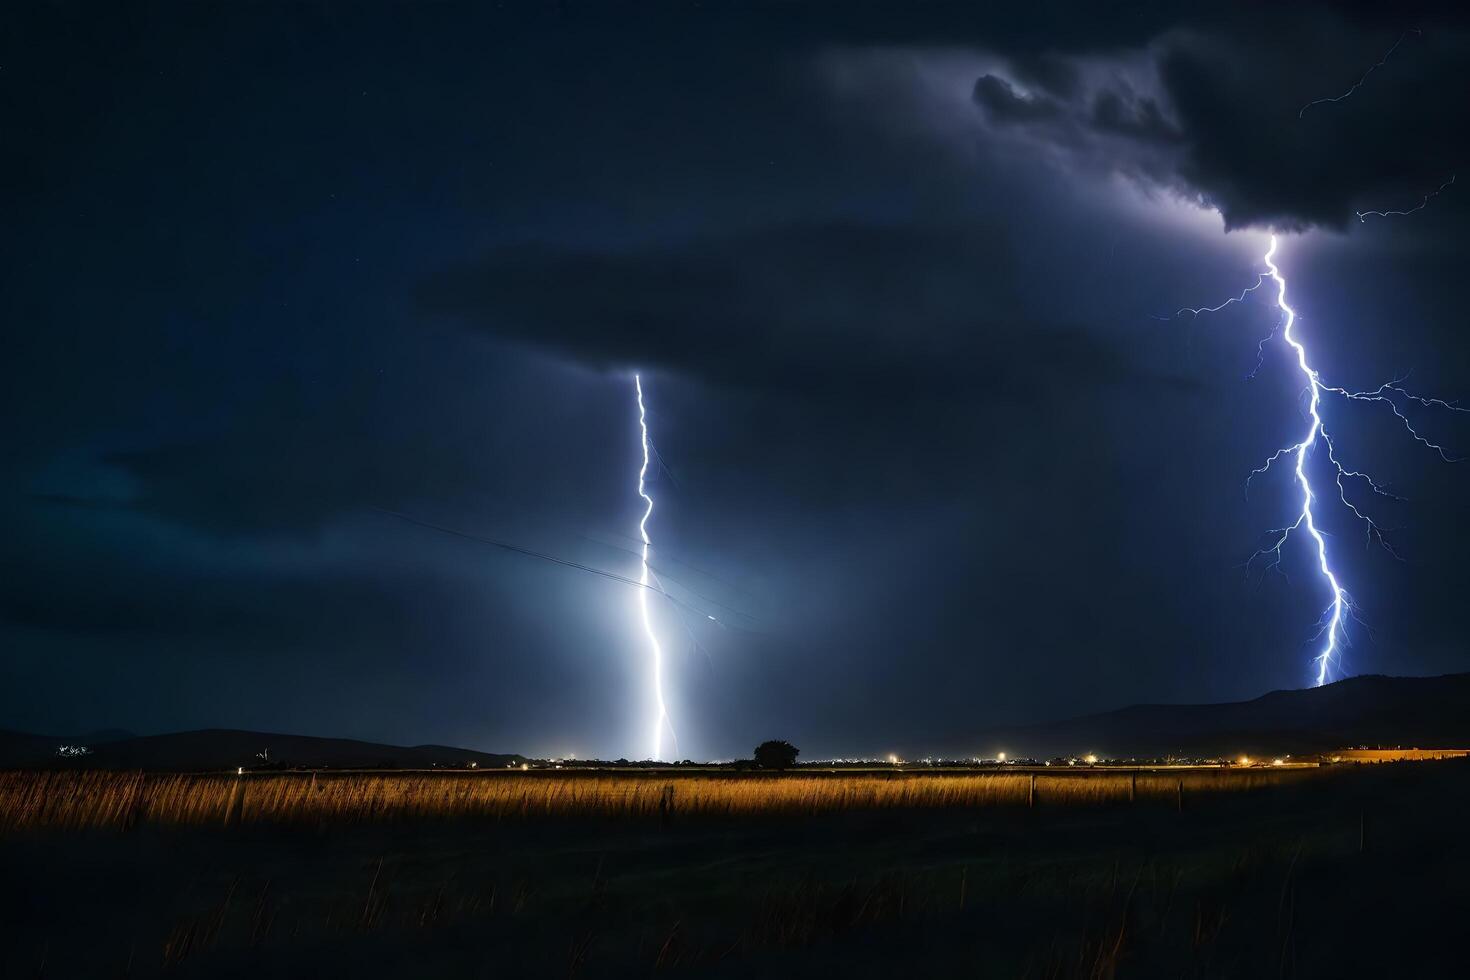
xmin=1188 ymin=236 xmax=1466 ymax=685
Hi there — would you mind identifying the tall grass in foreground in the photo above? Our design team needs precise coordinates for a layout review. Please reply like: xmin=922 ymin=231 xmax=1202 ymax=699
xmin=0 ymin=769 xmax=1323 ymax=832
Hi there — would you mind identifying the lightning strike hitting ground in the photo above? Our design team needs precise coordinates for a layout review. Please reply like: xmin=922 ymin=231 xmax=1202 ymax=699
xmin=1187 ymin=235 xmax=1465 ymax=686
xmin=1298 ymin=28 xmax=1420 ymax=119
xmin=1356 ymin=175 xmax=1456 ymax=222
xmin=635 ymin=374 xmax=678 ymax=761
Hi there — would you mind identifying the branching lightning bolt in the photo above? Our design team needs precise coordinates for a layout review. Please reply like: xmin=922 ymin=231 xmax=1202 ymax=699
xmin=1250 ymin=236 xmax=1349 ymax=685
xmin=635 ymin=374 xmax=677 ymax=761
xmin=1175 ymin=273 xmax=1270 ymax=317
xmin=1356 ymin=174 xmax=1456 ymax=222
xmin=1188 ymin=236 xmax=1465 ymax=686
xmin=1298 ymin=29 xmax=1420 ymax=119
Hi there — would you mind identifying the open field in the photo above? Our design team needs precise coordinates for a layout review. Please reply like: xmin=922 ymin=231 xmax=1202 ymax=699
xmin=2 ymin=759 xmax=1466 ymax=978
xmin=0 ymin=766 xmax=1324 ymax=832
xmin=1328 ymin=748 xmax=1470 ymax=763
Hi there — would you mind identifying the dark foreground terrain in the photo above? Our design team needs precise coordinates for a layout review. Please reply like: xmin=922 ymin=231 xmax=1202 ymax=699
xmin=2 ymin=761 xmax=1467 ymax=978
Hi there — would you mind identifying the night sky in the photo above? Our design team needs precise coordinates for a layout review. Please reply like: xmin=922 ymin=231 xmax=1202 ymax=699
xmin=6 ymin=2 xmax=1470 ymax=760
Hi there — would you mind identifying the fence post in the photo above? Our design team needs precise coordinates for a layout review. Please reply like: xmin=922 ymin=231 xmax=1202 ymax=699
xmin=1130 ymin=772 xmax=1137 ymax=803
xmin=1176 ymin=778 xmax=1183 ymax=813
xmin=1028 ymin=773 xmax=1036 ymax=808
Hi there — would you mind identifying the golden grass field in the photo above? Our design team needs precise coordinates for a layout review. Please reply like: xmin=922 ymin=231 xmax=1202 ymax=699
xmin=0 ymin=767 xmax=1326 ymax=832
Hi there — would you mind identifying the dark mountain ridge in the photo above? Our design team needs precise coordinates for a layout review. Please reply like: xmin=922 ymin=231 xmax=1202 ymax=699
xmin=969 ymin=672 xmax=1470 ymax=759
xmin=0 ymin=727 xmax=523 ymax=771
xmin=7 ymin=673 xmax=1469 ymax=769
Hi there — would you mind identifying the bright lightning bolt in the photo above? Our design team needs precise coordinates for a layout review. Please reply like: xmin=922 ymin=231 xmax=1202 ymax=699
xmin=1178 ymin=235 xmax=1469 ymax=687
xmin=1298 ymin=28 xmax=1420 ymax=119
xmin=1355 ymin=174 xmax=1456 ymax=222
xmin=1253 ymin=235 xmax=1349 ymax=686
xmin=635 ymin=374 xmax=677 ymax=761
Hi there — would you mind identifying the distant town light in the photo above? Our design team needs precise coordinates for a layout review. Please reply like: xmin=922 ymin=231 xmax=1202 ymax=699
xmin=887 ymin=753 xmax=900 ymax=765
xmin=1238 ymin=756 xmax=1251 ymax=767
xmin=997 ymin=752 xmax=1007 ymax=762
xmin=1084 ymin=754 xmax=1098 ymax=764
xmin=1272 ymin=758 xmax=1285 ymax=766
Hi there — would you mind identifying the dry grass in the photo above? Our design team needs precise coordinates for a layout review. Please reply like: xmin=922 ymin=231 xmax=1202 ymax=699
xmin=0 ymin=768 xmax=1323 ymax=833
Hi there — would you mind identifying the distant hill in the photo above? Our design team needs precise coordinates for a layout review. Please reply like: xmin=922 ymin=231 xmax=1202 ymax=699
xmin=10 ymin=673 xmax=1469 ymax=769
xmin=970 ymin=673 xmax=1470 ymax=760
xmin=0 ymin=728 xmax=523 ymax=771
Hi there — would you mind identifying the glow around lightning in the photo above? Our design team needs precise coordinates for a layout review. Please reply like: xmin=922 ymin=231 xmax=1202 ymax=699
xmin=1192 ymin=236 xmax=1465 ymax=685
xmin=635 ymin=374 xmax=677 ymax=761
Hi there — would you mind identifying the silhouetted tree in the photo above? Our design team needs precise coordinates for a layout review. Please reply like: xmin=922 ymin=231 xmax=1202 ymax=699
xmin=754 ymin=739 xmax=799 ymax=770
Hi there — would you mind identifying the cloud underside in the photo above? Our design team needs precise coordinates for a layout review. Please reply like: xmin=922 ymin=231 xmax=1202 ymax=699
xmin=969 ymin=17 xmax=1469 ymax=230
xmin=418 ymin=222 xmax=1188 ymax=396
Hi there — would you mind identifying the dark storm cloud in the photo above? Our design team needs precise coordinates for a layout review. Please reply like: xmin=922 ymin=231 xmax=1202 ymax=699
xmin=971 ymin=76 xmax=1064 ymax=124
xmin=963 ymin=9 xmax=1470 ymax=229
xmin=0 ymin=541 xmax=333 ymax=642
xmin=8 ymin=0 xmax=1470 ymax=761
xmin=1007 ymin=52 xmax=1084 ymax=100
xmin=83 ymin=358 xmax=628 ymax=537
xmin=102 ymin=424 xmax=407 ymax=537
xmin=1157 ymin=23 xmax=1470 ymax=230
xmin=418 ymin=221 xmax=1193 ymax=399
xmin=74 ymin=373 xmax=483 ymax=536
xmin=1088 ymin=88 xmax=1181 ymax=145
